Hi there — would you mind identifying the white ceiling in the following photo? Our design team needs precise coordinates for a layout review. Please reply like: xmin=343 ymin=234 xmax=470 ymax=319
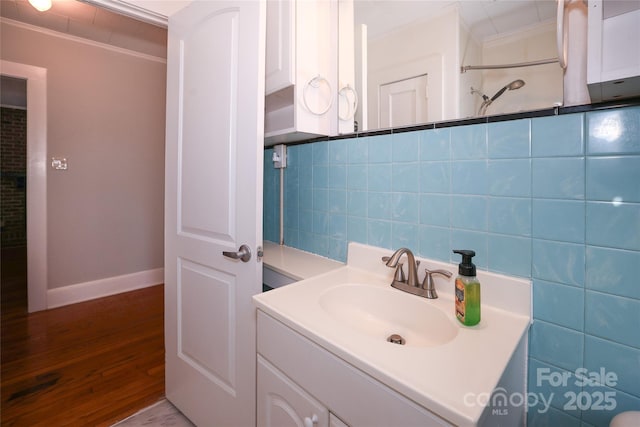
xmin=355 ymin=0 xmax=557 ymax=41
xmin=0 ymin=0 xmax=167 ymax=58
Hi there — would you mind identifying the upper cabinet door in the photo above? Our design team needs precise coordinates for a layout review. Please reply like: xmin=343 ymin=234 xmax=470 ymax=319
xmin=264 ymin=0 xmax=338 ymax=144
xmin=164 ymin=1 xmax=265 ymax=426
xmin=266 ymin=0 xmax=295 ymax=94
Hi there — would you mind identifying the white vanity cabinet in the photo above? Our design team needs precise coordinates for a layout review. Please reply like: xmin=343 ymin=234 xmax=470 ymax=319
xmin=256 ymin=311 xmax=453 ymax=427
xmin=258 ymin=355 xmax=351 ymax=427
xmin=255 ymin=243 xmax=531 ymax=426
xmin=264 ymin=0 xmax=338 ymax=145
xmin=258 ymin=355 xmax=329 ymax=427
xmin=329 ymin=413 xmax=349 ymax=427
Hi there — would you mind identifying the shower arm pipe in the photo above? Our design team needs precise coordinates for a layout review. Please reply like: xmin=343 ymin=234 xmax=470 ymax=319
xmin=461 ymin=57 xmax=559 ymax=73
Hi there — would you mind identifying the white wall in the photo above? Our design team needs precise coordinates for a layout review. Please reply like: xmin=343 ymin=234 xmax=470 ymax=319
xmin=1 ymin=21 xmax=166 ymax=295
xmin=366 ymin=6 xmax=459 ymax=127
xmin=458 ymin=20 xmax=483 ymax=118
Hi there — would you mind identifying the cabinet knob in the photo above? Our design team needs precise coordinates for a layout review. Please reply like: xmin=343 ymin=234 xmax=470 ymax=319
xmin=303 ymin=414 xmax=318 ymax=427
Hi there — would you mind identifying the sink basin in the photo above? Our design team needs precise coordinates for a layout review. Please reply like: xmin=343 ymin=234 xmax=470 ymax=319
xmin=255 ymin=243 xmax=533 ymax=426
xmin=318 ymin=284 xmax=458 ymax=347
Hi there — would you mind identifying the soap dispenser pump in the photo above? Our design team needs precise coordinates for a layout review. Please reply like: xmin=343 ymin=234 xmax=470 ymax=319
xmin=453 ymin=249 xmax=481 ymax=326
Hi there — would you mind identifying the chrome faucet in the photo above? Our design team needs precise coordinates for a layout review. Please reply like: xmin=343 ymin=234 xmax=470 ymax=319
xmin=382 ymin=248 xmax=452 ymax=299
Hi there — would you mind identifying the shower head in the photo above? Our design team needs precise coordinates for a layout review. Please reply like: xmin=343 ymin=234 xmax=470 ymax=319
xmin=490 ymin=79 xmax=526 ymax=102
xmin=477 ymin=79 xmax=526 ymax=117
xmin=508 ymin=79 xmax=526 ymax=90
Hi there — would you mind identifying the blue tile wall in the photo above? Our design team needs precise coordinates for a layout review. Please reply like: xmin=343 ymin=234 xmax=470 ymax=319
xmin=528 ymin=358 xmax=583 ymax=420
xmin=263 ymin=105 xmax=640 ymax=426
xmin=263 ymin=150 xmax=280 ymax=243
xmin=533 ymin=279 xmax=584 ymax=330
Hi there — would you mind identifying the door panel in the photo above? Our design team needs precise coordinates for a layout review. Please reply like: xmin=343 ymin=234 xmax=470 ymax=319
xmin=165 ymin=1 xmax=266 ymax=425
xmin=178 ymin=9 xmax=237 ymax=240
xmin=379 ymin=74 xmax=428 ymax=128
xmin=178 ymin=259 xmax=236 ymax=393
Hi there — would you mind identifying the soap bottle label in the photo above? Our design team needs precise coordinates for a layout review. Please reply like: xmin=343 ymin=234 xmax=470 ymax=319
xmin=455 ymin=278 xmax=465 ymax=322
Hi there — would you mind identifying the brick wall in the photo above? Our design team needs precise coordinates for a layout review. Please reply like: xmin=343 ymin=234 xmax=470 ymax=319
xmin=1 ymin=107 xmax=27 ymax=248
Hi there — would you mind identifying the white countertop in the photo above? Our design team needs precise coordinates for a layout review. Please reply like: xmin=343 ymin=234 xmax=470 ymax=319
xmin=262 ymin=241 xmax=344 ymax=281
xmin=255 ymin=243 xmax=531 ymax=426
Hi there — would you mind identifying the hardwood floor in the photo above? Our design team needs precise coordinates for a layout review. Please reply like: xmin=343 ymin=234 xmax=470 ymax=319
xmin=1 ymin=247 xmax=165 ymax=426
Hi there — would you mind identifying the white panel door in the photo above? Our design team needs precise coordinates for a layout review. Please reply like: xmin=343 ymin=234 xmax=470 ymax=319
xmin=164 ymin=1 xmax=265 ymax=426
xmin=379 ymin=74 xmax=429 ymax=128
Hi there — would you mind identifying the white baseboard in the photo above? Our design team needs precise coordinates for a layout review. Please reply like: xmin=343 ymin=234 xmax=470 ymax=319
xmin=47 ymin=268 xmax=164 ymax=309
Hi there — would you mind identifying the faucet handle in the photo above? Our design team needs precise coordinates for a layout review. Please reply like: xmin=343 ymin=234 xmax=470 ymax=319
xmin=421 ymin=268 xmax=453 ymax=299
xmin=425 ymin=268 xmax=452 ymax=278
xmin=382 ymin=256 xmax=406 ymax=283
xmin=394 ymin=263 xmax=406 ymax=283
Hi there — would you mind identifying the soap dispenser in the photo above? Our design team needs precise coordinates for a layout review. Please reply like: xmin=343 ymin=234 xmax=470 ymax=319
xmin=453 ymin=250 xmax=481 ymax=326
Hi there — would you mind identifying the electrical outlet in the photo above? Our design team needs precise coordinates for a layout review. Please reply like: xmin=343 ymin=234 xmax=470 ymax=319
xmin=272 ymin=144 xmax=287 ymax=169
xmin=51 ymin=157 xmax=68 ymax=170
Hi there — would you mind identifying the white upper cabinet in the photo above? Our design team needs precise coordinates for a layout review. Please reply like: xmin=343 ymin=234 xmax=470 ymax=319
xmin=587 ymin=0 xmax=640 ymax=101
xmin=265 ymin=0 xmax=338 ymax=145
xmin=266 ymin=0 xmax=295 ymax=95
xmin=337 ymin=0 xmax=356 ymax=135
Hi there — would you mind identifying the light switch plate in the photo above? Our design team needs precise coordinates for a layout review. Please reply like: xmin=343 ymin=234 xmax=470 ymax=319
xmin=51 ymin=157 xmax=68 ymax=170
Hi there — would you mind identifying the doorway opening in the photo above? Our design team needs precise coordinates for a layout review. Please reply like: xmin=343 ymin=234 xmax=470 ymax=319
xmin=1 ymin=60 xmax=48 ymax=313
xmin=1 ymin=75 xmax=28 ymax=314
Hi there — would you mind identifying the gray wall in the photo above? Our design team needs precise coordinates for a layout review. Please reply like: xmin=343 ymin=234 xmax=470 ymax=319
xmin=1 ymin=22 xmax=165 ymax=289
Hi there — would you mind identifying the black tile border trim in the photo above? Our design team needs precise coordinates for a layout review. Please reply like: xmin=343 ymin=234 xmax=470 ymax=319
xmin=276 ymin=97 xmax=640 ymax=147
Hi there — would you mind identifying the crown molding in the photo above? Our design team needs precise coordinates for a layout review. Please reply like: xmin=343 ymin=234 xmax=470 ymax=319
xmin=1 ymin=17 xmax=166 ymax=64
xmin=83 ymin=0 xmax=169 ymax=28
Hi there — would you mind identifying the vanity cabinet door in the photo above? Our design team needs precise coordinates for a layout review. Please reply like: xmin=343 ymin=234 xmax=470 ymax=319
xmin=330 ymin=413 xmax=350 ymax=427
xmin=258 ymin=355 xmax=329 ymax=427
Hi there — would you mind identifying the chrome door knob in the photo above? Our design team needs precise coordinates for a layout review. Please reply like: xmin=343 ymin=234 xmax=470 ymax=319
xmin=222 ymin=244 xmax=252 ymax=262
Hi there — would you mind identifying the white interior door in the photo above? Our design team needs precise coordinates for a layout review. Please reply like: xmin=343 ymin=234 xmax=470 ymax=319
xmin=379 ymin=73 xmax=429 ymax=128
xmin=164 ymin=1 xmax=265 ymax=425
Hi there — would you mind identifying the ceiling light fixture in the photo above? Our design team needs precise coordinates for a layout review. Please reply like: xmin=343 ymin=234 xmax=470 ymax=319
xmin=28 ymin=0 xmax=52 ymax=12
